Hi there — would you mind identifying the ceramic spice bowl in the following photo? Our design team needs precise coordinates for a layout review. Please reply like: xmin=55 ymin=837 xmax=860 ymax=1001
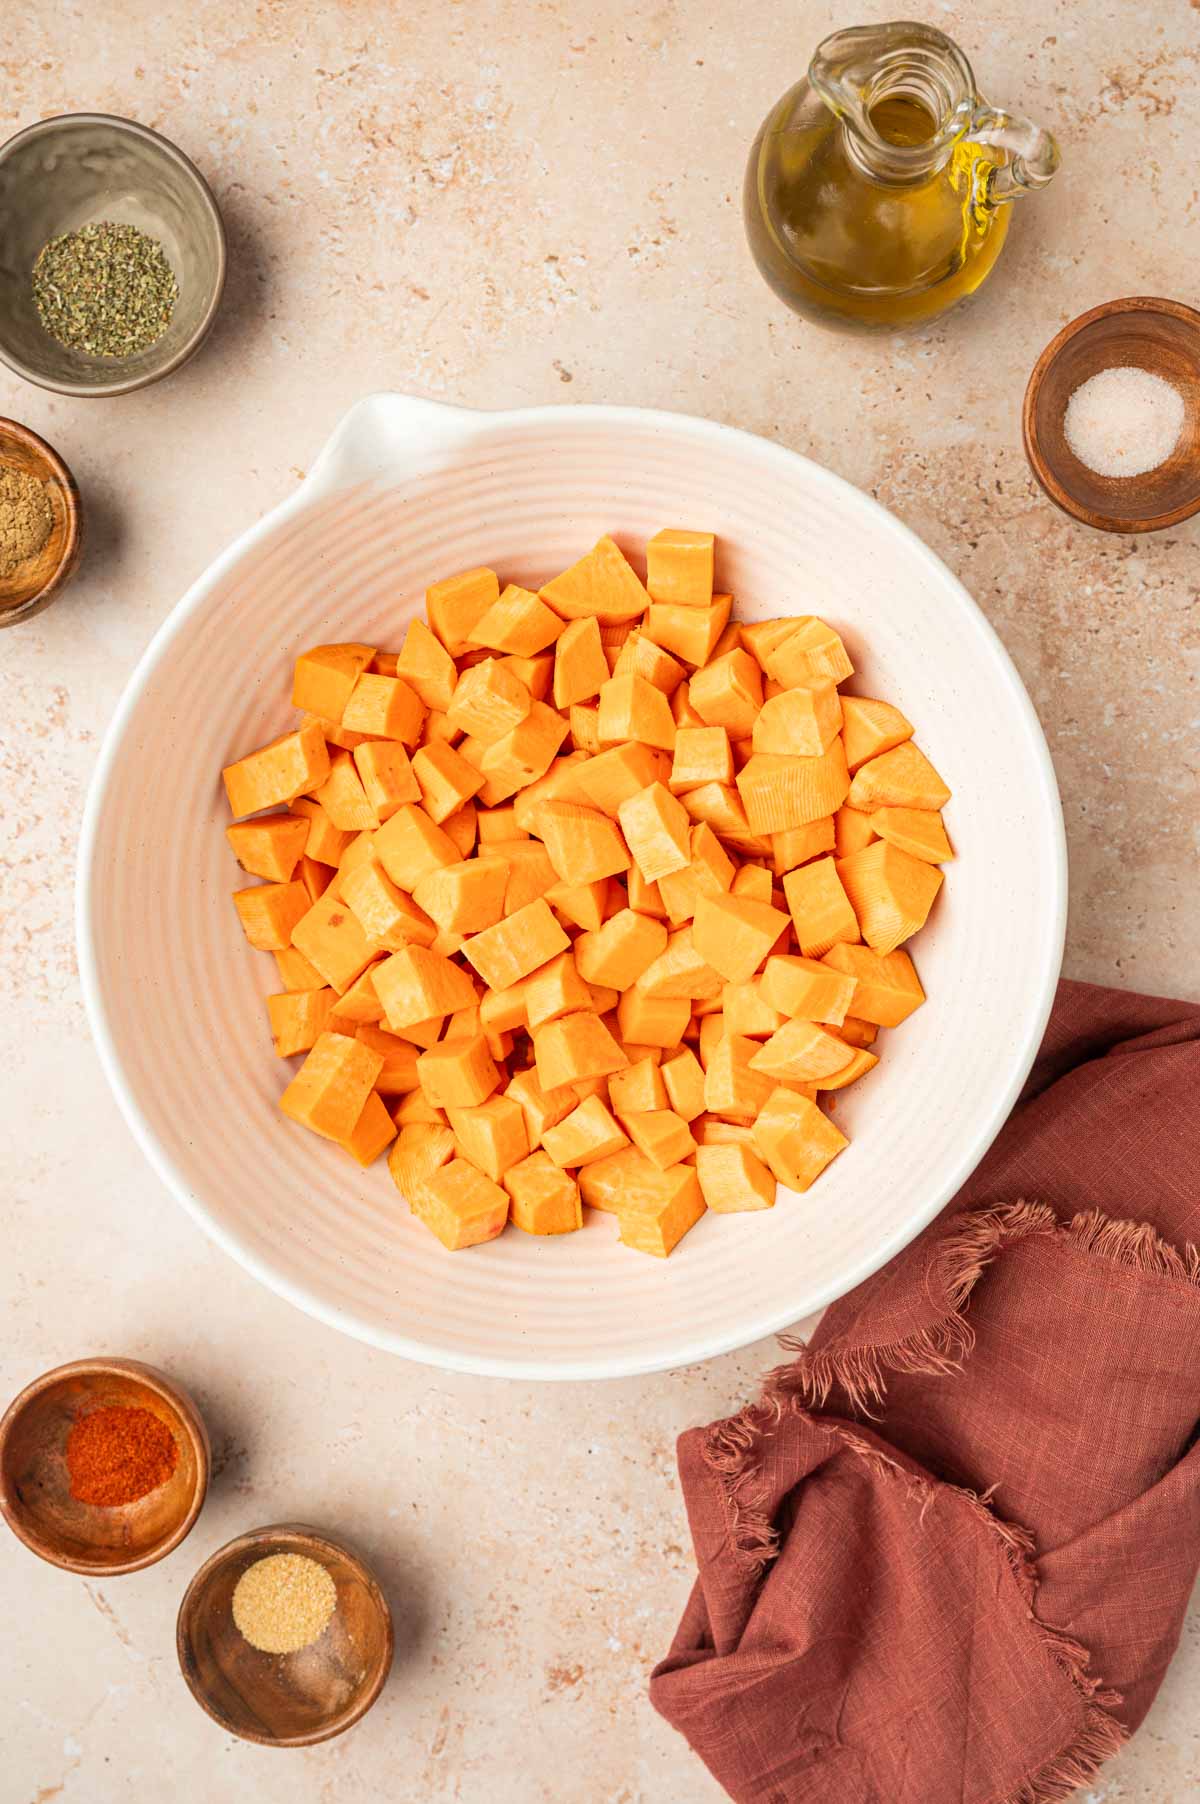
xmin=0 ymin=417 xmax=83 ymax=626
xmin=0 ymin=113 xmax=226 ymax=398
xmin=176 ymin=1523 xmax=394 ymax=1746
xmin=0 ymin=1356 xmax=209 ymax=1575
xmin=1023 ymin=295 xmax=1200 ymax=533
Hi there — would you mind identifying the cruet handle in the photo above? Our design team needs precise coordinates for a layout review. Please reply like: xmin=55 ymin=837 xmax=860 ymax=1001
xmin=969 ymin=103 xmax=1060 ymax=201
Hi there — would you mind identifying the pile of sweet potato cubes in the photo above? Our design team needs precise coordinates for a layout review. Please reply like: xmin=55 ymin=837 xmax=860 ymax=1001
xmin=222 ymin=530 xmax=952 ymax=1257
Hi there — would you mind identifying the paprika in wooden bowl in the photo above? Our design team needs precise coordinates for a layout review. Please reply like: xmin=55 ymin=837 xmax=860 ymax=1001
xmin=0 ymin=1356 xmax=209 ymax=1575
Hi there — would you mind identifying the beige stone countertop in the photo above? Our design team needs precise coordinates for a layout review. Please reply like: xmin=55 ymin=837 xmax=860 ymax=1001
xmin=2 ymin=2 xmax=1197 ymax=1799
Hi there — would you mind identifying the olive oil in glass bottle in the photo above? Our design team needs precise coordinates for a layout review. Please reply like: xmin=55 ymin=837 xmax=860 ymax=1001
xmin=744 ymin=21 xmax=1059 ymax=331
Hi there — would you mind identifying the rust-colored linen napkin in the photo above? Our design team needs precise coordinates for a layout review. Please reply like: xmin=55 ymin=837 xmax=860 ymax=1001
xmin=651 ymin=980 xmax=1200 ymax=1804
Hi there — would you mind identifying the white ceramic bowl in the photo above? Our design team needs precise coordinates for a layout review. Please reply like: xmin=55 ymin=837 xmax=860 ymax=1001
xmin=77 ymin=396 xmax=1065 ymax=1380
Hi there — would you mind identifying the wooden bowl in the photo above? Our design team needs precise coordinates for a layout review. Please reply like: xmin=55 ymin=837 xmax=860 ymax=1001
xmin=0 ymin=1356 xmax=209 ymax=1574
xmin=0 ymin=417 xmax=82 ymax=626
xmin=176 ymin=1523 xmax=393 ymax=1746
xmin=1023 ymin=296 xmax=1200 ymax=533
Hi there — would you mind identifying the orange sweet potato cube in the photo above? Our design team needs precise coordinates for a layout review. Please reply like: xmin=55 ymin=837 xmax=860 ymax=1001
xmin=500 ymin=654 xmax=553 ymax=710
xmin=501 ymin=841 xmax=558 ymax=911
xmin=689 ymin=650 xmax=762 ymax=737
xmin=274 ymin=946 xmax=325 ymax=991
xmin=232 ymin=879 xmax=310 ymax=952
xmin=352 ymin=741 xmax=422 ymax=822
xmin=535 ymin=800 xmax=631 ymax=885
xmin=643 ymin=595 xmax=732 ymax=667
xmin=669 ymin=726 xmax=733 ymax=794
xmin=847 ymin=741 xmax=951 ymax=812
xmin=417 ymin=1033 xmax=501 ymax=1109
xmin=574 ymin=908 xmax=668 ymax=991
xmin=617 ymin=1164 xmax=705 ymax=1257
xmin=372 ymin=804 xmax=460 ymax=891
xmin=696 ymin=1143 xmax=776 ymax=1212
xmin=752 ymin=1087 xmax=848 ymax=1191
xmin=872 ymin=806 xmax=954 ymax=864
xmin=762 ymin=954 xmax=855 ymax=1025
xmin=596 ymin=674 xmax=676 ymax=753
xmin=289 ymin=796 xmax=354 ymax=867
xmin=722 ymin=978 xmax=785 ymax=1039
xmin=617 ymin=782 xmax=691 ymax=882
xmin=691 ymin=893 xmax=790 ymax=984
xmin=782 ymin=857 xmax=861 ymax=958
xmin=609 ymin=1056 xmax=669 ymax=1117
xmin=574 ymin=741 xmax=671 ymax=816
xmin=291 ymin=642 xmax=375 ymax=720
xmin=373 ymin=943 xmax=477 ymax=1028
xmin=524 ymin=951 xmax=594 ymax=1030
xmin=736 ymin=744 xmax=850 ymax=835
xmin=295 ymin=854 xmax=333 ymax=904
xmin=752 ymin=680 xmax=842 ymax=757
xmin=340 ymin=860 xmax=437 ymax=951
xmin=503 ymin=1152 xmax=582 ymax=1235
xmin=397 ymin=617 xmax=458 ymax=711
xmin=750 ymin=1018 xmax=856 ymax=1082
xmin=646 ymin=529 xmax=714 ymax=607
xmin=387 ymin=1123 xmax=458 ymax=1205
xmin=533 ymin=1010 xmax=629 ymax=1090
xmin=446 ymin=658 xmax=533 ymax=743
xmin=817 ymin=1046 xmax=880 ymax=1091
xmin=830 ymin=804 xmax=876 ymax=858
xmin=505 ymin=1066 xmax=578 ymax=1148
xmin=334 ymin=1090 xmax=398 ymax=1168
xmin=462 ymin=897 xmax=569 ymax=991
xmin=840 ymin=695 xmax=914 ymax=773
xmin=642 ymin=831 xmax=722 ymax=910
xmin=312 ymin=748 xmax=379 ymax=831
xmin=266 ymin=987 xmax=336 ymax=1057
xmin=325 ymin=960 xmax=385 ymax=1028
xmin=478 ymin=702 xmax=570 ymax=802
xmin=355 ymin=1022 xmax=421 ymax=1094
xmin=279 ymin=1031 xmax=384 ymax=1140
xmin=772 ymin=817 xmax=837 ymax=874
xmin=414 ymin=1158 xmax=510 ymax=1250
xmin=612 ymin=631 xmax=686 ymax=697
xmin=468 ymin=584 xmax=564 ymax=657
xmin=542 ymin=1094 xmax=630 ymax=1168
xmin=730 ymin=862 xmax=774 ymax=904
xmin=636 ymin=927 xmax=723 ymax=1001
xmin=703 ymin=1033 xmax=776 ymax=1120
xmin=837 ymin=839 xmax=944 ymax=954
xmin=661 ymin=1047 xmax=706 ymax=1121
xmin=553 ymin=616 xmax=609 ymax=709
xmin=226 ymin=814 xmax=310 ymax=883
xmin=546 ymin=877 xmax=610 ymax=933
xmin=763 ymin=618 xmax=854 ymax=687
xmin=412 ymin=856 xmax=510 ymax=934
xmin=539 ymin=534 xmax=650 ymax=626
xmin=623 ymin=1109 xmax=695 ymax=1171
xmin=342 ymin=671 xmax=426 ymax=746
xmin=615 ymin=988 xmax=690 ymax=1049
xmin=222 ymin=722 xmax=330 ymax=819
xmin=447 ymin=1094 xmax=528 ymax=1181
xmin=291 ymin=888 xmax=380 ymax=993
xmin=426 ymin=567 xmax=500 ymax=658
xmin=412 ymin=739 xmax=485 ymax=823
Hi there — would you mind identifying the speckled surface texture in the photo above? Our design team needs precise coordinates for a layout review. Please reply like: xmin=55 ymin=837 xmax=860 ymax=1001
xmin=2 ymin=2 xmax=1198 ymax=1799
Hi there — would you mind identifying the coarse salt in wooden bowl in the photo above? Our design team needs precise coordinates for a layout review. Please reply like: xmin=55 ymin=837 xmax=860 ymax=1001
xmin=1023 ymin=296 xmax=1200 ymax=533
xmin=0 ymin=1356 xmax=209 ymax=1575
xmin=176 ymin=1523 xmax=394 ymax=1746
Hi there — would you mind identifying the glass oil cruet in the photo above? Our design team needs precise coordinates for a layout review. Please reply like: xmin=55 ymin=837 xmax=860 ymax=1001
xmin=744 ymin=20 xmax=1060 ymax=331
